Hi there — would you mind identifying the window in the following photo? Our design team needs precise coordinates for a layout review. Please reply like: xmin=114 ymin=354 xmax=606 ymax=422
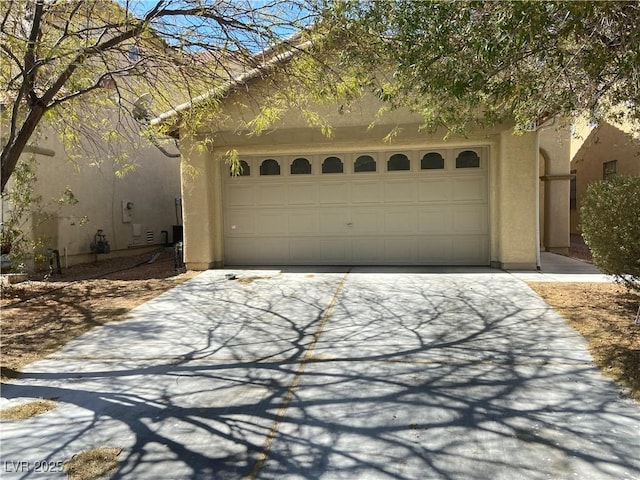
xmin=421 ymin=152 xmax=445 ymax=170
xmin=260 ymin=159 xmax=280 ymax=176
xmin=456 ymin=150 xmax=480 ymax=168
xmin=230 ymin=160 xmax=250 ymax=176
xmin=388 ymin=153 xmax=410 ymax=171
xmin=291 ymin=157 xmax=311 ymax=175
xmin=322 ymin=156 xmax=343 ymax=174
xmin=570 ymin=170 xmax=577 ymax=210
xmin=603 ymin=160 xmax=617 ymax=180
xmin=354 ymin=155 xmax=376 ymax=173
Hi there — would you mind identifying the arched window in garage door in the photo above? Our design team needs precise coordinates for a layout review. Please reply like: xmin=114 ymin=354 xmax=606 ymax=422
xmin=456 ymin=150 xmax=481 ymax=168
xmin=421 ymin=152 xmax=445 ymax=170
xmin=260 ymin=158 xmax=281 ymax=175
xmin=230 ymin=160 xmax=251 ymax=176
xmin=388 ymin=153 xmax=410 ymax=171
xmin=322 ymin=156 xmax=343 ymax=174
xmin=354 ymin=155 xmax=376 ymax=172
xmin=291 ymin=157 xmax=312 ymax=174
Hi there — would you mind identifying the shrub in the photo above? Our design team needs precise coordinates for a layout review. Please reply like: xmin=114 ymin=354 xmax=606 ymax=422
xmin=580 ymin=175 xmax=640 ymax=291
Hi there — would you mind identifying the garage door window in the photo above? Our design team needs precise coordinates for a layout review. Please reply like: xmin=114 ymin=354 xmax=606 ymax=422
xmin=421 ymin=152 xmax=444 ymax=170
xmin=456 ymin=151 xmax=480 ymax=168
xmin=322 ymin=156 xmax=343 ymax=174
xmin=354 ymin=155 xmax=376 ymax=173
xmin=260 ymin=159 xmax=281 ymax=175
xmin=388 ymin=153 xmax=410 ymax=171
xmin=229 ymin=160 xmax=251 ymax=176
xmin=291 ymin=157 xmax=311 ymax=175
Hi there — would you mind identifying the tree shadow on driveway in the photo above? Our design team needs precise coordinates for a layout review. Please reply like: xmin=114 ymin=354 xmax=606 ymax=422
xmin=1 ymin=271 xmax=639 ymax=480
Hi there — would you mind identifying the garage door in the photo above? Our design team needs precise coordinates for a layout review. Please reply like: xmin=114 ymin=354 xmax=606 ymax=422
xmin=223 ymin=148 xmax=489 ymax=265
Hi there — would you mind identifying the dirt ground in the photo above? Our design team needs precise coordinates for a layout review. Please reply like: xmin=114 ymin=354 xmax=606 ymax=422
xmin=0 ymin=249 xmax=197 ymax=378
xmin=527 ymin=282 xmax=640 ymax=401
xmin=1 ymin=248 xmax=639 ymax=402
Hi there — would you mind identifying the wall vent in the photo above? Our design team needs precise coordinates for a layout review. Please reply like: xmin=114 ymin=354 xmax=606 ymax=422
xmin=146 ymin=231 xmax=154 ymax=244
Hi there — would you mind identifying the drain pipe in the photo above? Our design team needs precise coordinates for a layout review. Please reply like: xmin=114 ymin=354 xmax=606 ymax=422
xmin=535 ymin=116 xmax=559 ymax=271
xmin=535 ymin=137 xmax=542 ymax=271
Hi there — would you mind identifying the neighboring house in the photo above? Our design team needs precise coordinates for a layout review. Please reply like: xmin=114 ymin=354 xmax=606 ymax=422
xmin=153 ymin=52 xmax=571 ymax=271
xmin=570 ymin=120 xmax=640 ymax=234
xmin=1 ymin=125 xmax=182 ymax=268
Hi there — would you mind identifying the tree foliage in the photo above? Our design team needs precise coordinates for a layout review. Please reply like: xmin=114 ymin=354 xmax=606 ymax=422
xmin=0 ymin=0 xmax=315 ymax=191
xmin=318 ymin=0 xmax=640 ymax=134
xmin=580 ymin=175 xmax=640 ymax=292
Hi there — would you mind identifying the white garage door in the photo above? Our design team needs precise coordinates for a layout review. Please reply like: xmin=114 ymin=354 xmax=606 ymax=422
xmin=223 ymin=148 xmax=489 ymax=265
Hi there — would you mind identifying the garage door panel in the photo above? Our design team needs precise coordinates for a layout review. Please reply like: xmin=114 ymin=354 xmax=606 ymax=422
xmin=385 ymin=181 xmax=417 ymax=203
xmin=418 ymin=206 xmax=452 ymax=234
xmin=352 ymin=182 xmax=381 ymax=203
xmin=255 ymin=238 xmax=288 ymax=264
xmin=257 ymin=185 xmax=286 ymax=206
xmin=351 ymin=209 xmax=381 ymax=234
xmin=319 ymin=183 xmax=349 ymax=204
xmin=384 ymin=238 xmax=418 ymax=263
xmin=290 ymin=238 xmax=320 ymax=263
xmin=384 ymin=209 xmax=418 ymax=234
xmin=226 ymin=185 xmax=254 ymax=206
xmin=319 ymin=210 xmax=350 ymax=234
xmin=453 ymin=236 xmax=489 ymax=264
xmin=321 ymin=239 xmax=349 ymax=263
xmin=352 ymin=238 xmax=383 ymax=263
xmin=288 ymin=184 xmax=318 ymax=205
xmin=418 ymin=180 xmax=451 ymax=202
xmin=418 ymin=237 xmax=454 ymax=264
xmin=225 ymin=211 xmax=255 ymax=235
xmin=289 ymin=212 xmax=318 ymax=234
xmin=256 ymin=212 xmax=287 ymax=234
xmin=453 ymin=205 xmax=488 ymax=234
xmin=226 ymin=238 xmax=256 ymax=264
xmin=453 ymin=176 xmax=487 ymax=202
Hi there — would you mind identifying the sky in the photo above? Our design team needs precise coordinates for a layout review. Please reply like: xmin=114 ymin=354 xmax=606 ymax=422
xmin=116 ymin=0 xmax=315 ymax=53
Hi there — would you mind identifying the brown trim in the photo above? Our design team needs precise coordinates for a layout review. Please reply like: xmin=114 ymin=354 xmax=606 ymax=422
xmin=539 ymin=174 xmax=574 ymax=181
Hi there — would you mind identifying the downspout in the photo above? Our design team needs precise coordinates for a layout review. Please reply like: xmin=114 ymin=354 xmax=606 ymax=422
xmin=535 ymin=116 xmax=559 ymax=271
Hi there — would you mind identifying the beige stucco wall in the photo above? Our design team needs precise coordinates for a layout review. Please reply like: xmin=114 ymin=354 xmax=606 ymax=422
xmin=538 ymin=122 xmax=572 ymax=253
xmin=570 ymin=122 xmax=640 ymax=234
xmin=177 ymin=86 xmax=546 ymax=270
xmin=179 ymin=137 xmax=222 ymax=270
xmin=491 ymin=130 xmax=538 ymax=269
xmin=3 ymin=124 xmax=182 ymax=267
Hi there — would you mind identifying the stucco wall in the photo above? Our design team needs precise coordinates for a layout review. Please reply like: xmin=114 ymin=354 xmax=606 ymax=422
xmin=179 ymin=137 xmax=221 ymax=270
xmin=493 ymin=130 xmax=538 ymax=269
xmin=3 ymin=124 xmax=182 ymax=267
xmin=538 ymin=122 xmax=572 ymax=253
xmin=570 ymin=122 xmax=640 ymax=234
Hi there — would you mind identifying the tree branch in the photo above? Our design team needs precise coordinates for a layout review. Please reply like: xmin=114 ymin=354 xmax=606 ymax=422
xmin=24 ymin=0 xmax=45 ymax=106
xmin=0 ymin=0 xmax=14 ymax=31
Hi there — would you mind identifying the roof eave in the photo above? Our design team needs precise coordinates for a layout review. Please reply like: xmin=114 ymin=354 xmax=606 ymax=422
xmin=150 ymin=39 xmax=313 ymax=130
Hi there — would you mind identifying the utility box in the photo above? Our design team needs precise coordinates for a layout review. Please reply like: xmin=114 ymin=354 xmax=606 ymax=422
xmin=90 ymin=230 xmax=110 ymax=254
xmin=121 ymin=200 xmax=133 ymax=223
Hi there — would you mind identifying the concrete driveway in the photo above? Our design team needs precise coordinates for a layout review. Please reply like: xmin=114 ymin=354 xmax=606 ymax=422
xmin=1 ymin=267 xmax=639 ymax=479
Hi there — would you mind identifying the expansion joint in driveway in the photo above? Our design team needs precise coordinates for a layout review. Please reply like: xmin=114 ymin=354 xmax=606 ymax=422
xmin=247 ymin=269 xmax=351 ymax=480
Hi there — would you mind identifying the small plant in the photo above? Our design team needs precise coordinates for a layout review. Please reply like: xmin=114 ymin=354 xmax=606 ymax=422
xmin=1 ymin=152 xmax=81 ymax=273
xmin=580 ymin=175 xmax=640 ymax=291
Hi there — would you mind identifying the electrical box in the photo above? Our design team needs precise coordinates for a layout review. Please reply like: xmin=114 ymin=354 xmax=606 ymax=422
xmin=121 ymin=200 xmax=133 ymax=223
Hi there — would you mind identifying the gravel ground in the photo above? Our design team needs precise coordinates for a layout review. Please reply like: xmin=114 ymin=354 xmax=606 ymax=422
xmin=0 ymin=249 xmax=197 ymax=377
